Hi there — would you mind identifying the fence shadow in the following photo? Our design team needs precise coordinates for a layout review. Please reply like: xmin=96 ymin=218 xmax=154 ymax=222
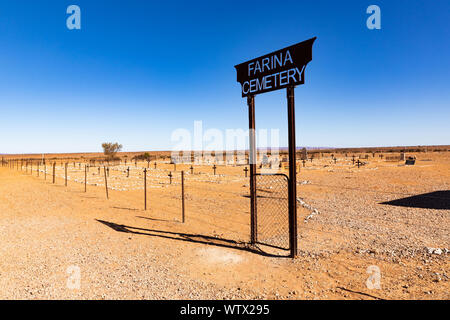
xmin=96 ymin=219 xmax=289 ymax=258
xmin=380 ymin=190 xmax=450 ymax=210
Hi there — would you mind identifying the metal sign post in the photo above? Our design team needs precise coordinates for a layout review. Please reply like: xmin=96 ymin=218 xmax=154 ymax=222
xmin=248 ymin=95 xmax=257 ymax=244
xmin=287 ymin=86 xmax=298 ymax=257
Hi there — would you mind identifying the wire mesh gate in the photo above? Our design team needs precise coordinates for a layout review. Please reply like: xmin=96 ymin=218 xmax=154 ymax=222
xmin=255 ymin=174 xmax=290 ymax=250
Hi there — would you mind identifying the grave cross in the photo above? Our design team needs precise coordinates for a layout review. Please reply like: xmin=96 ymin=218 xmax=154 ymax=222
xmin=356 ymin=160 xmax=362 ymax=168
xmin=213 ymin=164 xmax=217 ymax=175
xmin=333 ymin=157 xmax=337 ymax=164
xmin=168 ymin=171 xmax=172 ymax=184
xmin=190 ymin=165 xmax=194 ymax=174
xmin=126 ymin=167 xmax=130 ymax=178
xmin=154 ymin=162 xmax=157 ymax=169
xmin=302 ymin=159 xmax=306 ymax=167
xmin=243 ymin=166 xmax=248 ymax=177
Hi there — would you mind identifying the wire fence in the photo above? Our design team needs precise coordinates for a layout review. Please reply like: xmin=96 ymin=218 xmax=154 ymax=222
xmin=1 ymin=157 xmax=448 ymax=263
xmin=255 ymin=174 xmax=290 ymax=250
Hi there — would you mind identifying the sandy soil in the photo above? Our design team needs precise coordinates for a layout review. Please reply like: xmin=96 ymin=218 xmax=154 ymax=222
xmin=0 ymin=152 xmax=448 ymax=299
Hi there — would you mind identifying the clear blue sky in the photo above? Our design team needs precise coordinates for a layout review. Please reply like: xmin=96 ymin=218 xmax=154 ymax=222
xmin=0 ymin=0 xmax=448 ymax=154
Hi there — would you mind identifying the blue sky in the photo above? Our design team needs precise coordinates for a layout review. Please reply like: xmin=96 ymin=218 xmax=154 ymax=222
xmin=0 ymin=0 xmax=448 ymax=153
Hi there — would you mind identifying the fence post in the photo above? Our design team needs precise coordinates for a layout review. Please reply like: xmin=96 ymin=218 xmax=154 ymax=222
xmin=181 ymin=171 xmax=185 ymax=223
xmin=104 ymin=167 xmax=109 ymax=199
xmin=144 ymin=168 xmax=147 ymax=210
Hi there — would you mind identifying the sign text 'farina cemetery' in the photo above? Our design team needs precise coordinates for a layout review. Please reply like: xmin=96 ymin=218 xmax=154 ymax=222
xmin=235 ymin=37 xmax=316 ymax=97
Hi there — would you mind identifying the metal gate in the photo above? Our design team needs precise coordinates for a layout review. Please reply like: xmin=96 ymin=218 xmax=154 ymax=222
xmin=255 ymin=174 xmax=290 ymax=250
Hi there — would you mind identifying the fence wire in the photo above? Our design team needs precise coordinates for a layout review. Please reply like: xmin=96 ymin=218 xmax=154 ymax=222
xmin=255 ymin=174 xmax=290 ymax=250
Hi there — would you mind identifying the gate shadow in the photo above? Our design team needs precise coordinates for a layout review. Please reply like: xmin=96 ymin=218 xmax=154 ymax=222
xmin=96 ymin=219 xmax=289 ymax=258
xmin=380 ymin=190 xmax=450 ymax=210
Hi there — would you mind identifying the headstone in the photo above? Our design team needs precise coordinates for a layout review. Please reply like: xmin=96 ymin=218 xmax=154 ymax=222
xmin=405 ymin=156 xmax=415 ymax=165
xmin=262 ymin=154 xmax=269 ymax=166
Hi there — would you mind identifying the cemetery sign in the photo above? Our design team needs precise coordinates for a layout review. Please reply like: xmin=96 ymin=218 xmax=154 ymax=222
xmin=235 ymin=36 xmax=316 ymax=258
xmin=235 ymin=37 xmax=316 ymax=97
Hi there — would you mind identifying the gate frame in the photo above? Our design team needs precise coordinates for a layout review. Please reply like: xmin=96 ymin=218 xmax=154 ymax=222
xmin=248 ymin=88 xmax=298 ymax=258
xmin=254 ymin=173 xmax=290 ymax=251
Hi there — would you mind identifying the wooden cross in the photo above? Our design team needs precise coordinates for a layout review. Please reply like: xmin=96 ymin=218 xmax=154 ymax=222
xmin=190 ymin=165 xmax=194 ymax=174
xmin=213 ymin=164 xmax=217 ymax=175
xmin=356 ymin=160 xmax=362 ymax=168
xmin=243 ymin=167 xmax=248 ymax=177
xmin=302 ymin=159 xmax=306 ymax=167
xmin=126 ymin=167 xmax=130 ymax=178
xmin=154 ymin=162 xmax=157 ymax=169
xmin=168 ymin=171 xmax=172 ymax=184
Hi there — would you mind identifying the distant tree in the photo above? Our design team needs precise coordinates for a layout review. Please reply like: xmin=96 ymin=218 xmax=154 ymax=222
xmin=102 ymin=142 xmax=123 ymax=160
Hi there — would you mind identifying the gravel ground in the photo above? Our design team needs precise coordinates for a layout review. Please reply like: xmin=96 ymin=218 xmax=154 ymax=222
xmin=0 ymin=152 xmax=448 ymax=299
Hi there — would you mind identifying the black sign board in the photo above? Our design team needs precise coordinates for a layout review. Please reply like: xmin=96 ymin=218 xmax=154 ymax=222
xmin=235 ymin=37 xmax=316 ymax=97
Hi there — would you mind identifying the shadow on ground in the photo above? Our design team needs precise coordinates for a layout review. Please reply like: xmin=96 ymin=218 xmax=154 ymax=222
xmin=96 ymin=219 xmax=289 ymax=258
xmin=380 ymin=190 xmax=450 ymax=210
